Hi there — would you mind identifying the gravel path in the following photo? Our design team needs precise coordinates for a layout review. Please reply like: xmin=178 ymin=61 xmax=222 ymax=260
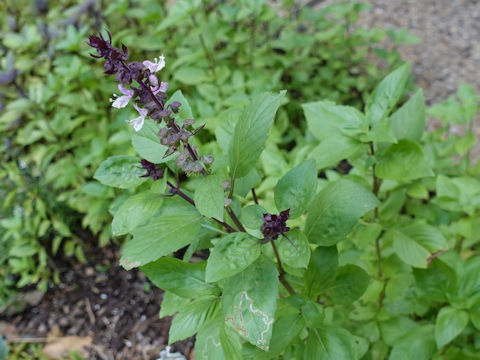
xmin=353 ymin=0 xmax=480 ymax=105
xmin=317 ymin=0 xmax=480 ymax=104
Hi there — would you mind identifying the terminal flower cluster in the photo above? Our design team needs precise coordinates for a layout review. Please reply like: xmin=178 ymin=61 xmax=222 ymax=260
xmin=88 ymin=31 xmax=211 ymax=174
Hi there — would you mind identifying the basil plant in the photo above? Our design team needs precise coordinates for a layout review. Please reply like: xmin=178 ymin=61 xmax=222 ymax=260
xmin=89 ymin=31 xmax=480 ymax=359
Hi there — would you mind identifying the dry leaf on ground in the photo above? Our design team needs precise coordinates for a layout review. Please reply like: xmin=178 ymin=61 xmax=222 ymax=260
xmin=42 ymin=336 xmax=92 ymax=359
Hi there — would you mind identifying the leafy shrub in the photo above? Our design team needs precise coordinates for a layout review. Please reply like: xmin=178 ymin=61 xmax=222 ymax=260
xmin=90 ymin=22 xmax=480 ymax=357
xmin=0 ymin=1 xmax=413 ymax=303
xmin=151 ymin=0 xmax=414 ymax=135
xmin=0 ymin=0 xmax=125 ymax=304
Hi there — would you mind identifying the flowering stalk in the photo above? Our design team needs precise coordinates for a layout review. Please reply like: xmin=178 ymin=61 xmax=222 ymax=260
xmin=260 ymin=209 xmax=296 ymax=295
xmin=88 ymin=31 xmax=257 ymax=235
xmin=88 ymin=32 xmax=294 ymax=282
xmin=88 ymin=31 xmax=206 ymax=174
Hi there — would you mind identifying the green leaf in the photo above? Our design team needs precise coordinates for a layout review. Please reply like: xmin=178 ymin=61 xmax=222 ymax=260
xmin=169 ymin=297 xmax=219 ymax=343
xmin=229 ymin=91 xmax=286 ymax=179
xmin=413 ymin=260 xmax=457 ymax=303
xmin=455 ymin=131 xmax=476 ymax=155
xmin=274 ymin=160 xmax=317 ymax=219
xmin=243 ymin=313 xmax=305 ymax=360
xmin=305 ymin=246 xmax=338 ymax=298
xmin=221 ymin=256 xmax=278 ymax=350
xmin=156 ymin=0 xmax=199 ymax=30
xmin=435 ymin=306 xmax=469 ymax=348
xmin=305 ymin=326 xmax=357 ymax=360
xmin=219 ymin=325 xmax=243 ymax=360
xmin=94 ymin=155 xmax=146 ymax=189
xmin=195 ymin=317 xmax=226 ymax=359
xmin=364 ymin=118 xmax=397 ymax=143
xmin=240 ymin=204 xmax=266 ymax=229
xmin=302 ymin=301 xmax=325 ymax=328
xmin=458 ymin=257 xmax=480 ymax=304
xmin=458 ymin=83 xmax=478 ymax=121
xmin=141 ymin=257 xmax=217 ymax=298
xmin=165 ymin=90 xmax=193 ymax=120
xmin=174 ymin=67 xmax=210 ymax=85
xmin=380 ymin=317 xmax=420 ymax=346
xmin=9 ymin=244 xmax=37 ymax=257
xmin=277 ymin=229 xmax=310 ymax=269
xmin=471 ymin=307 xmax=480 ymax=331
xmin=393 ymin=231 xmax=430 ymax=269
xmin=195 ymin=315 xmax=243 ymax=360
xmin=234 ymin=168 xmax=261 ymax=198
xmin=389 ymin=89 xmax=425 ymax=141
xmin=160 ymin=291 xmax=191 ymax=318
xmin=309 ymin=137 xmax=363 ymax=170
xmin=131 ymin=119 xmax=168 ymax=163
xmin=194 ymin=174 xmax=225 ymax=220
xmin=120 ymin=197 xmax=202 ymax=269
xmin=392 ymin=223 xmax=448 ymax=268
xmin=433 ymin=176 xmax=480 ymax=215
xmin=325 ymin=265 xmax=370 ymax=305
xmin=375 ymin=140 xmax=434 ymax=182
xmin=112 ymin=192 xmax=163 ymax=236
xmin=366 ymin=63 xmax=411 ymax=126
xmin=389 ymin=325 xmax=436 ymax=360
xmin=302 ymin=101 xmax=365 ymax=140
xmin=206 ymin=233 xmax=261 ymax=283
xmin=215 ymin=107 xmax=242 ymax=153
xmin=305 ymin=179 xmax=379 ymax=246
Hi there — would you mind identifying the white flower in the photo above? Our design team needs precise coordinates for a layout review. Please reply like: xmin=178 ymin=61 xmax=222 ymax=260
xmin=127 ymin=103 xmax=148 ymax=132
xmin=110 ymin=84 xmax=134 ymax=109
xmin=159 ymin=81 xmax=168 ymax=93
xmin=151 ymin=81 xmax=168 ymax=95
xmin=149 ymin=74 xmax=159 ymax=87
xmin=143 ymin=55 xmax=165 ymax=73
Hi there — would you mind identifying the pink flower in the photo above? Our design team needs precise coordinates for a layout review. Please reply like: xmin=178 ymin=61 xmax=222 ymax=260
xmin=110 ymin=84 xmax=134 ymax=108
xmin=127 ymin=103 xmax=148 ymax=132
xmin=143 ymin=55 xmax=165 ymax=73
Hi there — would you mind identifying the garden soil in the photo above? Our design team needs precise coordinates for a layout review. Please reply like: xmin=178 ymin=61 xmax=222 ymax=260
xmin=3 ymin=247 xmax=194 ymax=360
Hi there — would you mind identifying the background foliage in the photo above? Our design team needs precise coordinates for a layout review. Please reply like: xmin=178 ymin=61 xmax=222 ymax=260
xmin=0 ymin=0 xmax=410 ymax=305
xmin=10 ymin=0 xmax=480 ymax=359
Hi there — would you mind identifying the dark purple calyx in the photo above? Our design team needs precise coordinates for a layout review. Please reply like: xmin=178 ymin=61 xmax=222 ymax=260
xmin=140 ymin=159 xmax=164 ymax=181
xmin=260 ymin=209 xmax=290 ymax=241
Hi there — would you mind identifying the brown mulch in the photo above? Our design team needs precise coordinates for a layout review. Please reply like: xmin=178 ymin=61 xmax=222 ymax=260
xmin=3 ymin=247 xmax=194 ymax=360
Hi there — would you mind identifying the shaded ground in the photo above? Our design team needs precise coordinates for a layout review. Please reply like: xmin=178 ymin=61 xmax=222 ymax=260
xmin=3 ymin=248 xmax=194 ymax=360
